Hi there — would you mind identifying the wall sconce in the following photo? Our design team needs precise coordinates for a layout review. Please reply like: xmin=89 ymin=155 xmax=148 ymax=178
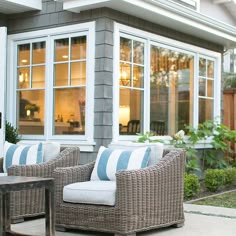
xmin=19 ymin=72 xmax=28 ymax=83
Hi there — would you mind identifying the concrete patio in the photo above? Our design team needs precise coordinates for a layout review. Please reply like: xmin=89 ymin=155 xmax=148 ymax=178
xmin=12 ymin=204 xmax=236 ymax=236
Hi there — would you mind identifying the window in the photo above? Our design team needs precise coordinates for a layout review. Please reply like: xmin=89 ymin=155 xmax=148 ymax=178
xmin=114 ymin=23 xmax=221 ymax=140
xmin=8 ymin=23 xmax=95 ymax=147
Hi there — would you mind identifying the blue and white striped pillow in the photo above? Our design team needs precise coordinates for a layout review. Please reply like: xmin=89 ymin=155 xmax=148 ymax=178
xmin=3 ymin=141 xmax=44 ymax=173
xmin=91 ymin=146 xmax=151 ymax=181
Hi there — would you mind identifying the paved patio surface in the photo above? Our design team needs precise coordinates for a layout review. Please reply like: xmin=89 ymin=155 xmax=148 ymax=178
xmin=12 ymin=204 xmax=236 ymax=236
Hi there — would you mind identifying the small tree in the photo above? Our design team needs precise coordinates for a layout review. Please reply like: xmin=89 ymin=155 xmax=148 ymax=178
xmin=5 ymin=121 xmax=20 ymax=144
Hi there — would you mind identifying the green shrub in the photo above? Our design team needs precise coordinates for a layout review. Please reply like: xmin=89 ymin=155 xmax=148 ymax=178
xmin=204 ymin=169 xmax=226 ymax=192
xmin=5 ymin=121 xmax=20 ymax=144
xmin=224 ymin=167 xmax=236 ymax=185
xmin=184 ymin=173 xmax=200 ymax=199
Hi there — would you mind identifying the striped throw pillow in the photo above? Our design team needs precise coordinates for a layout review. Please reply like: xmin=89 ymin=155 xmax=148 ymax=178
xmin=3 ymin=141 xmax=44 ymax=173
xmin=90 ymin=146 xmax=151 ymax=181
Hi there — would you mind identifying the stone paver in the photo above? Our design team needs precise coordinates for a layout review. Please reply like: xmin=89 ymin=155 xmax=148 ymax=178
xmin=11 ymin=204 xmax=236 ymax=236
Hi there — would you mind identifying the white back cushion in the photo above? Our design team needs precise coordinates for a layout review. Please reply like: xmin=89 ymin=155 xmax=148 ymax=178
xmin=108 ymin=142 xmax=164 ymax=166
xmin=42 ymin=142 xmax=60 ymax=162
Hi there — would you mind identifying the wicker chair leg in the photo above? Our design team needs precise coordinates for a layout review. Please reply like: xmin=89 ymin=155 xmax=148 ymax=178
xmin=55 ymin=225 xmax=67 ymax=232
xmin=11 ymin=218 xmax=24 ymax=224
xmin=173 ymin=222 xmax=184 ymax=228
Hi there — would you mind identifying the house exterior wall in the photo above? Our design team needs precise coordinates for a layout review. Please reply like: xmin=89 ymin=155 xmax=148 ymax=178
xmin=200 ymin=0 xmax=236 ymax=26
xmin=1 ymin=0 xmax=225 ymax=163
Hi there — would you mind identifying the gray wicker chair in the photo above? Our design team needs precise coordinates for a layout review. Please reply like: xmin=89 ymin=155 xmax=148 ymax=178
xmin=53 ymin=149 xmax=186 ymax=236
xmin=0 ymin=146 xmax=80 ymax=223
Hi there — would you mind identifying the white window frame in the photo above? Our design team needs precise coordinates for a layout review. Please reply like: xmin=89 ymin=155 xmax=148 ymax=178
xmin=0 ymin=27 xmax=7 ymax=156
xmin=113 ymin=22 xmax=221 ymax=144
xmin=7 ymin=22 xmax=95 ymax=151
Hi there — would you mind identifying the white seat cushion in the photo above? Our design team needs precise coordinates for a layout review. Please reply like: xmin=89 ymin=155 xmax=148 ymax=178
xmin=63 ymin=181 xmax=116 ymax=206
xmin=108 ymin=142 xmax=164 ymax=166
xmin=90 ymin=146 xmax=151 ymax=181
xmin=0 ymin=173 xmax=8 ymax=177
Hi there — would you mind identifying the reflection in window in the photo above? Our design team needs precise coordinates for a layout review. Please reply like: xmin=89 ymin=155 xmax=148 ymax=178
xmin=198 ymin=58 xmax=214 ymax=123
xmin=17 ymin=42 xmax=45 ymax=135
xmin=53 ymin=36 xmax=87 ymax=135
xmin=150 ymin=46 xmax=194 ymax=135
xmin=119 ymin=37 xmax=144 ymax=135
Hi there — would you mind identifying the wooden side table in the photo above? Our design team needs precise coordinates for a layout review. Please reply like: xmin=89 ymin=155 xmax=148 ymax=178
xmin=0 ymin=176 xmax=55 ymax=236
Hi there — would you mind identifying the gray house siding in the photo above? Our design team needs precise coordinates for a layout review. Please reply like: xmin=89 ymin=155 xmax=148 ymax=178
xmin=1 ymin=0 xmax=224 ymax=164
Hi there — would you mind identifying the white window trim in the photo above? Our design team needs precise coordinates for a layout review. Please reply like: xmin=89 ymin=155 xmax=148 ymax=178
xmin=113 ymin=22 xmax=221 ymax=145
xmin=0 ymin=27 xmax=7 ymax=156
xmin=7 ymin=22 xmax=96 ymax=151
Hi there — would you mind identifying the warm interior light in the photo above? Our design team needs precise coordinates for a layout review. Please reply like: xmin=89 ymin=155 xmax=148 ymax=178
xmin=19 ymin=73 xmax=24 ymax=83
xmin=21 ymin=59 xmax=28 ymax=63
xmin=62 ymin=55 xmax=68 ymax=59
xmin=119 ymin=106 xmax=130 ymax=126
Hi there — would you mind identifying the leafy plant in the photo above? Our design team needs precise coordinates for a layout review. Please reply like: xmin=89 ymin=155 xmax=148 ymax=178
xmin=204 ymin=169 xmax=226 ymax=192
xmin=5 ymin=121 xmax=20 ymax=144
xmin=224 ymin=167 xmax=236 ymax=185
xmin=184 ymin=173 xmax=200 ymax=199
xmin=135 ymin=132 xmax=164 ymax=143
xmin=172 ymin=119 xmax=236 ymax=172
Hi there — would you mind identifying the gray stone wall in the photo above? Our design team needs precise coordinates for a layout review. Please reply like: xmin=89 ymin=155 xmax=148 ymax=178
xmin=3 ymin=0 xmax=224 ymax=163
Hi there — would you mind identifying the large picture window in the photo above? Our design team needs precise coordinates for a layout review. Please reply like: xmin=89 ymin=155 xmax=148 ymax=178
xmin=9 ymin=23 xmax=95 ymax=146
xmin=114 ymin=23 xmax=220 ymax=140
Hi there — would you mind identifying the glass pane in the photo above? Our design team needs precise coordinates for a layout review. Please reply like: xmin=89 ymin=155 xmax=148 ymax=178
xmin=150 ymin=45 xmax=194 ymax=135
xmin=199 ymin=98 xmax=213 ymax=123
xmin=55 ymin=38 xmax=69 ymax=62
xmin=71 ymin=36 xmax=86 ymax=60
xmin=18 ymin=44 xmax=30 ymax=66
xmin=18 ymin=68 xmax=30 ymax=89
xmin=119 ymin=88 xmax=143 ymax=135
xmin=207 ymin=60 xmax=214 ymax=78
xmin=32 ymin=66 xmax=45 ymax=88
xmin=32 ymin=42 xmax=46 ymax=64
xmin=199 ymin=58 xmax=206 ymax=77
xmin=199 ymin=78 xmax=206 ymax=96
xmin=120 ymin=37 xmax=131 ymax=62
xmin=54 ymin=64 xmax=68 ymax=86
xmin=54 ymin=87 xmax=85 ymax=135
xmin=17 ymin=90 xmax=44 ymax=135
xmin=71 ymin=62 xmax=86 ymax=86
xmin=207 ymin=79 xmax=213 ymax=97
xmin=120 ymin=62 xmax=131 ymax=86
xmin=133 ymin=65 xmax=144 ymax=88
xmin=133 ymin=41 xmax=144 ymax=64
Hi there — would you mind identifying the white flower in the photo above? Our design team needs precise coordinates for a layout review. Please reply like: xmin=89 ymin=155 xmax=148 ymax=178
xmin=174 ymin=130 xmax=185 ymax=140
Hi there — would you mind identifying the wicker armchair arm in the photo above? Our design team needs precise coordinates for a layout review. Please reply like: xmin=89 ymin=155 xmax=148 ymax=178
xmin=7 ymin=147 xmax=80 ymax=177
xmin=53 ymin=161 xmax=95 ymax=207
xmin=115 ymin=150 xmax=186 ymax=215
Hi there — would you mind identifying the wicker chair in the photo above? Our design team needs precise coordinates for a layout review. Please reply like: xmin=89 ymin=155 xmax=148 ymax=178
xmin=0 ymin=146 xmax=80 ymax=223
xmin=53 ymin=149 xmax=186 ymax=236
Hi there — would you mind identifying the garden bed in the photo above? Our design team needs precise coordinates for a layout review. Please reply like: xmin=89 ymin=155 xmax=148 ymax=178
xmin=186 ymin=189 xmax=236 ymax=208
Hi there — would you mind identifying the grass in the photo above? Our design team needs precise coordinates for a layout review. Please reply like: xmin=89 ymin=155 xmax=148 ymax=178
xmin=192 ymin=191 xmax=236 ymax=208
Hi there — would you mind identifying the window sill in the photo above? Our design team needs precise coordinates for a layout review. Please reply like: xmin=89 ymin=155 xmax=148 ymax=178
xmin=18 ymin=140 xmax=96 ymax=152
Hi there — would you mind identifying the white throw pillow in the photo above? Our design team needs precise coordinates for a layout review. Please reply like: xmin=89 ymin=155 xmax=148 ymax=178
xmin=3 ymin=141 xmax=44 ymax=173
xmin=42 ymin=141 xmax=60 ymax=162
xmin=90 ymin=146 xmax=151 ymax=181
xmin=108 ymin=142 xmax=164 ymax=166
